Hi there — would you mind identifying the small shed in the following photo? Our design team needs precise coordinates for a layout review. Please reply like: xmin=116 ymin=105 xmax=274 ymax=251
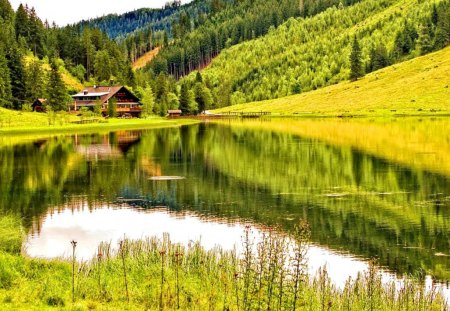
xmin=167 ymin=109 xmax=182 ymax=117
xmin=32 ymin=99 xmax=46 ymax=112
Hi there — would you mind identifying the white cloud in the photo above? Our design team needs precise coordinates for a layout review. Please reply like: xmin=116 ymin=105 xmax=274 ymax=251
xmin=9 ymin=0 xmax=191 ymax=26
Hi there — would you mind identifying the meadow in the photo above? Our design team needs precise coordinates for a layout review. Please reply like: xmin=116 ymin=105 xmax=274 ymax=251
xmin=0 ymin=214 xmax=448 ymax=310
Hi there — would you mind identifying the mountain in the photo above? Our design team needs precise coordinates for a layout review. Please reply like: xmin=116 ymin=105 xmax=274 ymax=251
xmin=189 ymin=0 xmax=449 ymax=108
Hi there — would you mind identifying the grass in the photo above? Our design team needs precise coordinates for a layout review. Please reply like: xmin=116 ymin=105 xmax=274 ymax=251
xmin=0 ymin=216 xmax=448 ymax=310
xmin=0 ymin=108 xmax=199 ymax=144
xmin=213 ymin=46 xmax=450 ymax=116
xmin=132 ymin=46 xmax=161 ymax=70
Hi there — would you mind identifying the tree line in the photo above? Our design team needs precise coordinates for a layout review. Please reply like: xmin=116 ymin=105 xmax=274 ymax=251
xmin=0 ymin=0 xmax=134 ymax=111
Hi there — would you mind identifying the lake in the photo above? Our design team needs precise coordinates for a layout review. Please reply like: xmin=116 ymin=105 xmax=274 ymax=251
xmin=1 ymin=118 xmax=449 ymax=292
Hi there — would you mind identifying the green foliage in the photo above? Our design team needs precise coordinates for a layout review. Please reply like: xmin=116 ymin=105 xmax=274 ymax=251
xmin=190 ymin=0 xmax=448 ymax=107
xmin=108 ymin=97 xmax=117 ymax=118
xmin=6 ymin=46 xmax=26 ymax=110
xmin=349 ymin=36 xmax=363 ymax=81
xmin=141 ymin=84 xmax=155 ymax=117
xmin=0 ymin=49 xmax=12 ymax=108
xmin=46 ymin=60 xmax=69 ymax=111
xmin=25 ymin=59 xmax=45 ymax=102
xmin=179 ymin=83 xmax=190 ymax=115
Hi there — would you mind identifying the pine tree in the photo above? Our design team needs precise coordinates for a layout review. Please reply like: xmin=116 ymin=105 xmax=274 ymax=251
xmin=6 ymin=47 xmax=26 ymax=110
xmin=0 ymin=49 xmax=12 ymax=108
xmin=15 ymin=4 xmax=30 ymax=45
xmin=179 ymin=83 xmax=190 ymax=115
xmin=46 ymin=60 xmax=69 ymax=111
xmin=417 ymin=23 xmax=433 ymax=55
xmin=25 ymin=60 xmax=45 ymax=102
xmin=349 ymin=36 xmax=363 ymax=81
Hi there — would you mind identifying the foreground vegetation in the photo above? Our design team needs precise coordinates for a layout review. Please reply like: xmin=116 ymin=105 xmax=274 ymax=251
xmin=0 ymin=214 xmax=448 ymax=310
xmin=214 ymin=46 xmax=450 ymax=116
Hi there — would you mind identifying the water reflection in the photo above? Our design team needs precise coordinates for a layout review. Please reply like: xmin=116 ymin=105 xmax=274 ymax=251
xmin=25 ymin=204 xmax=450 ymax=298
xmin=1 ymin=119 xmax=449 ymax=284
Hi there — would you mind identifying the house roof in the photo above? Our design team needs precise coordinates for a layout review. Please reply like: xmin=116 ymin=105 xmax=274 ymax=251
xmin=72 ymin=86 xmax=140 ymax=105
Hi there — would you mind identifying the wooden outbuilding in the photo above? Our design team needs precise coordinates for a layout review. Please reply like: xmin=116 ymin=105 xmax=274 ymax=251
xmin=167 ymin=109 xmax=182 ymax=117
xmin=32 ymin=98 xmax=46 ymax=112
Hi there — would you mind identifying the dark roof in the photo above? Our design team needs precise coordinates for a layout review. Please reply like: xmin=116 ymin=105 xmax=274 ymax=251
xmin=72 ymin=86 xmax=140 ymax=104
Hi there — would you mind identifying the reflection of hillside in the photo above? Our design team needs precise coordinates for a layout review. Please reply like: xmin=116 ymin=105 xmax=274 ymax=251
xmin=212 ymin=118 xmax=450 ymax=177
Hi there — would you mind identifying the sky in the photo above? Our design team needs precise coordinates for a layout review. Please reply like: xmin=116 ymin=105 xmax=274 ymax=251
xmin=9 ymin=0 xmax=191 ymax=26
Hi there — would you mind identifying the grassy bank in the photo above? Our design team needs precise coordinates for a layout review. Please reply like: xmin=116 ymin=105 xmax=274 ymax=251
xmin=213 ymin=47 xmax=450 ymax=117
xmin=0 ymin=108 xmax=199 ymax=145
xmin=0 ymin=215 xmax=447 ymax=310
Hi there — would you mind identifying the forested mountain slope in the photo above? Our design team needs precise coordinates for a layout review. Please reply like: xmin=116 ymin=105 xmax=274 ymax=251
xmin=192 ymin=0 xmax=449 ymax=107
xmin=213 ymin=46 xmax=450 ymax=115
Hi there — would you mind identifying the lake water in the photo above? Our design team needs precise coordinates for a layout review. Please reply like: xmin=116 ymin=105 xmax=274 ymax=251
xmin=1 ymin=118 xmax=449 ymax=293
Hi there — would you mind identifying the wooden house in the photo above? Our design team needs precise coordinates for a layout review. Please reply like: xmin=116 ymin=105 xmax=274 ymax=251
xmin=32 ymin=98 xmax=46 ymax=112
xmin=70 ymin=86 xmax=142 ymax=117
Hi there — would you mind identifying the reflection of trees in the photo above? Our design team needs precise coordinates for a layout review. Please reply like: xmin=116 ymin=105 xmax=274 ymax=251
xmin=1 ymin=122 xmax=449 ymax=281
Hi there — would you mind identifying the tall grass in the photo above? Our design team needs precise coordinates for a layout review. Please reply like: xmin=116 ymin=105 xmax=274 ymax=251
xmin=0 ymin=220 xmax=448 ymax=310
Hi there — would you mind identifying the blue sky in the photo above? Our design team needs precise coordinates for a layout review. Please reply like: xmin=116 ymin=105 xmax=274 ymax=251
xmin=9 ymin=0 xmax=192 ymax=26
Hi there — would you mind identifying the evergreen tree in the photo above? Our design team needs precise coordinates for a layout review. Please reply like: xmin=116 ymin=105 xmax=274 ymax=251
xmin=94 ymin=50 xmax=112 ymax=82
xmin=141 ymin=84 xmax=155 ymax=117
xmin=434 ymin=1 xmax=450 ymax=49
xmin=194 ymin=82 xmax=213 ymax=113
xmin=179 ymin=83 xmax=190 ymax=115
xmin=15 ymin=4 xmax=29 ymax=45
xmin=6 ymin=47 xmax=26 ymax=109
xmin=25 ymin=60 xmax=45 ymax=102
xmin=46 ymin=60 xmax=69 ymax=111
xmin=349 ymin=36 xmax=363 ymax=81
xmin=417 ymin=23 xmax=433 ymax=55
xmin=108 ymin=97 xmax=117 ymax=117
xmin=368 ymin=45 xmax=389 ymax=73
xmin=0 ymin=49 xmax=12 ymax=108
xmin=0 ymin=0 xmax=14 ymax=22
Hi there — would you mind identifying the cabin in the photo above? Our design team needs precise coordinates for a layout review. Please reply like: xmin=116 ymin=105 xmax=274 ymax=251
xmin=70 ymin=86 xmax=142 ymax=117
xmin=167 ymin=109 xmax=182 ymax=117
xmin=32 ymin=98 xmax=46 ymax=112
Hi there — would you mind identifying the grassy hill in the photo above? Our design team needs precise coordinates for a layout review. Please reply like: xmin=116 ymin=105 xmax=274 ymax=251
xmin=197 ymin=0 xmax=448 ymax=108
xmin=213 ymin=46 xmax=450 ymax=116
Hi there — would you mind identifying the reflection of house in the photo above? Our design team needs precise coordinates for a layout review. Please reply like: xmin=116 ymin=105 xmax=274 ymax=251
xmin=32 ymin=99 xmax=46 ymax=112
xmin=74 ymin=132 xmax=141 ymax=160
xmin=70 ymin=86 xmax=142 ymax=117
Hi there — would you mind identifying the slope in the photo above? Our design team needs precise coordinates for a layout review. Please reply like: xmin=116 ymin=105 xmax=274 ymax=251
xmin=198 ymin=0 xmax=448 ymax=107
xmin=132 ymin=47 xmax=161 ymax=70
xmin=213 ymin=46 xmax=450 ymax=116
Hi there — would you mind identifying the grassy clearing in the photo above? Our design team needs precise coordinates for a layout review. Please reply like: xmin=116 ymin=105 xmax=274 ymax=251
xmin=132 ymin=46 xmax=161 ymax=70
xmin=0 ymin=217 xmax=447 ymax=310
xmin=213 ymin=47 xmax=450 ymax=116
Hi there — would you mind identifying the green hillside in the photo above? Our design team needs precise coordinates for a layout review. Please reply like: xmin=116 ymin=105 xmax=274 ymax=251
xmin=213 ymin=46 xmax=450 ymax=115
xmin=196 ymin=0 xmax=449 ymax=108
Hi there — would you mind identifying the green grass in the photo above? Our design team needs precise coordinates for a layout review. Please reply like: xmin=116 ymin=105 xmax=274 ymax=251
xmin=0 ymin=217 xmax=447 ymax=310
xmin=0 ymin=108 xmax=199 ymax=144
xmin=213 ymin=46 xmax=450 ymax=116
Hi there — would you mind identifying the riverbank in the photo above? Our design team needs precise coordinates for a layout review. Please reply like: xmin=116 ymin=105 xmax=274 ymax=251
xmin=0 ymin=214 xmax=447 ymax=310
